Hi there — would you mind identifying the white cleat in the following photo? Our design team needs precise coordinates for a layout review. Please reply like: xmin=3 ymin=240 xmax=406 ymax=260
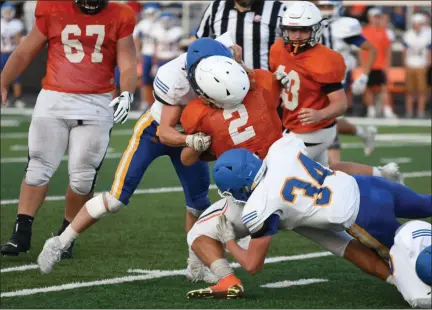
xmin=378 ymin=162 xmax=404 ymax=184
xmin=37 ymin=236 xmax=64 ymax=274
xmin=186 ymin=260 xmax=218 ymax=284
xmin=383 ymin=106 xmax=398 ymax=119
xmin=362 ymin=126 xmax=377 ymax=156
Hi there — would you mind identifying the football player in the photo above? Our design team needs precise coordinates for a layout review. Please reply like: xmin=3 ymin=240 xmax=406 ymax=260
xmin=210 ymin=139 xmax=431 ymax=306
xmin=318 ymin=0 xmax=379 ymax=163
xmin=36 ymin=36 xmax=237 ymax=274
xmin=1 ymin=2 xmax=25 ymax=107
xmin=0 ymin=0 xmax=137 ymax=258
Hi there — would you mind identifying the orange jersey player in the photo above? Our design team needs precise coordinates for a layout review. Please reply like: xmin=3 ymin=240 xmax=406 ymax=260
xmin=180 ymin=68 xmax=282 ymax=166
xmin=35 ymin=0 xmax=135 ymax=94
xmin=0 ymin=0 xmax=137 ymax=258
xmin=269 ymin=1 xmax=347 ymax=166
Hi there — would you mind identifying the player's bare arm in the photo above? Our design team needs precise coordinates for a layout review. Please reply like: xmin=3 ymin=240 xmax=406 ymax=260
xmin=1 ymin=26 xmax=47 ymax=104
xmin=359 ymin=40 xmax=377 ymax=76
xmin=218 ymin=215 xmax=271 ymax=274
xmin=158 ymin=104 xmax=189 ymax=146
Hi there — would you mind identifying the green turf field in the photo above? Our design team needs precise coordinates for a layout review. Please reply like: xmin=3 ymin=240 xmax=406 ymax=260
xmin=0 ymin=116 xmax=431 ymax=309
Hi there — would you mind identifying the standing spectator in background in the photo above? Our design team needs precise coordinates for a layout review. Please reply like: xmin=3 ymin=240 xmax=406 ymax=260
xmin=390 ymin=7 xmax=406 ymax=31
xmin=152 ymin=13 xmax=183 ymax=74
xmin=134 ymin=5 xmax=160 ymax=108
xmin=402 ymin=13 xmax=431 ymax=118
xmin=195 ymin=0 xmax=287 ymax=70
xmin=0 ymin=2 xmax=25 ymax=108
xmin=23 ymin=1 xmax=36 ymax=34
xmin=361 ymin=7 xmax=396 ymax=118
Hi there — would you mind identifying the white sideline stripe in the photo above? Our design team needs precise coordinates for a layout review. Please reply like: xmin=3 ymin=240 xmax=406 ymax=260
xmin=261 ymin=278 xmax=328 ymax=288
xmin=0 ymin=264 xmax=39 ymax=273
xmin=0 ymin=120 xmax=20 ymax=127
xmin=127 ymin=251 xmax=334 ymax=274
xmin=380 ymin=157 xmax=412 ymax=164
xmin=1 ymin=140 xmax=431 ymax=164
xmin=1 ymin=129 xmax=132 ymax=139
xmin=1 ymin=251 xmax=332 ymax=297
xmin=1 ymin=171 xmax=430 ymax=206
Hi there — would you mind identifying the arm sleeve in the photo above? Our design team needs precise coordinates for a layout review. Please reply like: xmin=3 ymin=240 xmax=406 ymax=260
xmin=343 ymin=35 xmax=366 ymax=47
xmin=34 ymin=1 xmax=49 ymax=36
xmin=195 ymin=2 xmax=214 ymax=38
xmin=321 ymin=82 xmax=344 ymax=94
xmin=250 ymin=214 xmax=280 ymax=239
xmin=117 ymin=6 xmax=136 ymax=39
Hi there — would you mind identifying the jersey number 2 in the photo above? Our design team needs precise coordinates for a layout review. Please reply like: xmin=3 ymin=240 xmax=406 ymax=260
xmin=223 ymin=104 xmax=256 ymax=145
xmin=61 ymin=25 xmax=105 ymax=63
xmin=277 ymin=65 xmax=300 ymax=111
xmin=281 ymin=153 xmax=334 ymax=206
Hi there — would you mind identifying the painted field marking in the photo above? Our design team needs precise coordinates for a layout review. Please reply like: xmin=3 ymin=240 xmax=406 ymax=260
xmin=1 ymin=171 xmax=430 ymax=206
xmin=380 ymin=157 xmax=412 ymax=164
xmin=261 ymin=278 xmax=329 ymax=288
xmin=0 ymin=251 xmax=333 ymax=298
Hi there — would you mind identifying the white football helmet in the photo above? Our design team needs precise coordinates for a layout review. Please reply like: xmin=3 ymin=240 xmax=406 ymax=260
xmin=190 ymin=55 xmax=250 ymax=109
xmin=331 ymin=17 xmax=362 ymax=39
xmin=281 ymin=1 xmax=324 ymax=54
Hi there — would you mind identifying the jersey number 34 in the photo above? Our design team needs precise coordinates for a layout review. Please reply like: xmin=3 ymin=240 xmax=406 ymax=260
xmin=61 ymin=25 xmax=105 ymax=63
xmin=281 ymin=153 xmax=334 ymax=207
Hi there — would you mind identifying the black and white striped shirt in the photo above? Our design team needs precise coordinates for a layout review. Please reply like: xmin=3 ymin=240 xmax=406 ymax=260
xmin=195 ymin=0 xmax=287 ymax=70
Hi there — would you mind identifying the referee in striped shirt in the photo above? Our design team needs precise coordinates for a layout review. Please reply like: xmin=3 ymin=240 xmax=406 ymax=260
xmin=195 ymin=0 xmax=287 ymax=70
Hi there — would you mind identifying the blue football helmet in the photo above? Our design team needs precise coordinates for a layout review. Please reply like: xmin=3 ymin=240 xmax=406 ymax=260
xmin=1 ymin=2 xmax=16 ymax=20
xmin=185 ymin=38 xmax=232 ymax=75
xmin=416 ymin=245 xmax=432 ymax=285
xmin=213 ymin=149 xmax=263 ymax=202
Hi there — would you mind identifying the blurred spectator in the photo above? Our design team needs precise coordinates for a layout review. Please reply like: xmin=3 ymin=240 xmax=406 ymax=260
xmin=152 ymin=12 xmax=183 ymax=71
xmin=390 ymin=7 xmax=406 ymax=31
xmin=1 ymin=1 xmax=25 ymax=107
xmin=381 ymin=10 xmax=396 ymax=41
xmin=402 ymin=13 xmax=431 ymax=118
xmin=360 ymin=7 xmax=396 ymax=118
xmin=134 ymin=4 xmax=161 ymax=108
xmin=22 ymin=1 xmax=36 ymax=34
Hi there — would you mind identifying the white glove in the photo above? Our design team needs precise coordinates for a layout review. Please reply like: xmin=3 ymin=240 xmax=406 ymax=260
xmin=216 ymin=215 xmax=235 ymax=244
xmin=351 ymin=73 xmax=369 ymax=95
xmin=185 ymin=132 xmax=211 ymax=152
xmin=274 ymin=69 xmax=290 ymax=89
xmin=109 ymin=91 xmax=133 ymax=124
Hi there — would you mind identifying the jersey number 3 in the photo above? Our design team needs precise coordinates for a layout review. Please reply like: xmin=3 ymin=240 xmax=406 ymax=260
xmin=277 ymin=65 xmax=300 ymax=111
xmin=281 ymin=153 xmax=334 ymax=206
xmin=61 ymin=25 xmax=105 ymax=63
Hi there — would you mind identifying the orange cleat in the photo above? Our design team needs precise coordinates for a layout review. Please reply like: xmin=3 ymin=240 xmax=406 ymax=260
xmin=186 ymin=274 xmax=244 ymax=299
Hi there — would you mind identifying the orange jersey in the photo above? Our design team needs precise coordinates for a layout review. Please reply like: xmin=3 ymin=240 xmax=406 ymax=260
xmin=35 ymin=1 xmax=136 ymax=94
xmin=180 ymin=69 xmax=282 ymax=160
xmin=269 ymin=39 xmax=346 ymax=133
xmin=361 ymin=26 xmax=391 ymax=70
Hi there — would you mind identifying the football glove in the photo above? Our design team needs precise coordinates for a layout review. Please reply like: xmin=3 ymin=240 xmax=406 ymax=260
xmin=216 ymin=215 xmax=235 ymax=245
xmin=351 ymin=73 xmax=369 ymax=95
xmin=274 ymin=69 xmax=290 ymax=89
xmin=109 ymin=91 xmax=133 ymax=124
xmin=186 ymin=132 xmax=212 ymax=152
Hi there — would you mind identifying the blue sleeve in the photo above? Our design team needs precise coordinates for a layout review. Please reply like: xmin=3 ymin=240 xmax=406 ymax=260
xmin=402 ymin=42 xmax=408 ymax=48
xmin=251 ymin=214 xmax=280 ymax=239
xmin=343 ymin=35 xmax=366 ymax=47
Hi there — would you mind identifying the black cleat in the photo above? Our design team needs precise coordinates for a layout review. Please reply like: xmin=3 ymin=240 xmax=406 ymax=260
xmin=60 ymin=240 xmax=75 ymax=260
xmin=1 ymin=232 xmax=31 ymax=256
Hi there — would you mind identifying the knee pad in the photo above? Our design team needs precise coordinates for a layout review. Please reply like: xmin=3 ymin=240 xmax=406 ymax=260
xmin=25 ymin=159 xmax=52 ymax=187
xmin=70 ymin=171 xmax=97 ymax=196
xmin=86 ymin=193 xmax=125 ymax=220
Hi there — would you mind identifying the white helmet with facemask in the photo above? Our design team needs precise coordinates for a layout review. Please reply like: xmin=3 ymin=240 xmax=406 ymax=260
xmin=189 ymin=55 xmax=250 ymax=109
xmin=281 ymin=1 xmax=324 ymax=54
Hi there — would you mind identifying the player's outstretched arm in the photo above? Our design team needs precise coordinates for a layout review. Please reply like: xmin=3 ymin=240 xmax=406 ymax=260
xmin=181 ymin=147 xmax=202 ymax=166
xmin=117 ymin=34 xmax=137 ymax=94
xmin=218 ymin=215 xmax=271 ymax=274
xmin=0 ymin=26 xmax=47 ymax=103
xmin=358 ymin=40 xmax=377 ymax=76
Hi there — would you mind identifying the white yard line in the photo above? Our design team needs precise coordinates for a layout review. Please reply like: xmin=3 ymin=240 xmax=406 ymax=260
xmin=261 ymin=278 xmax=329 ymax=288
xmin=1 ymin=171 xmax=430 ymax=206
xmin=1 ymin=264 xmax=39 ymax=273
xmin=380 ymin=157 xmax=412 ymax=164
xmin=1 ymin=251 xmax=332 ymax=298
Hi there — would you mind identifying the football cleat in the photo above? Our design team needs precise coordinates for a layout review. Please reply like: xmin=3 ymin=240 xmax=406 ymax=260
xmin=186 ymin=274 xmax=244 ymax=299
xmin=1 ymin=231 xmax=31 ymax=256
xmin=378 ymin=162 xmax=404 ymax=184
xmin=37 ymin=236 xmax=65 ymax=274
xmin=60 ymin=240 xmax=75 ymax=260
